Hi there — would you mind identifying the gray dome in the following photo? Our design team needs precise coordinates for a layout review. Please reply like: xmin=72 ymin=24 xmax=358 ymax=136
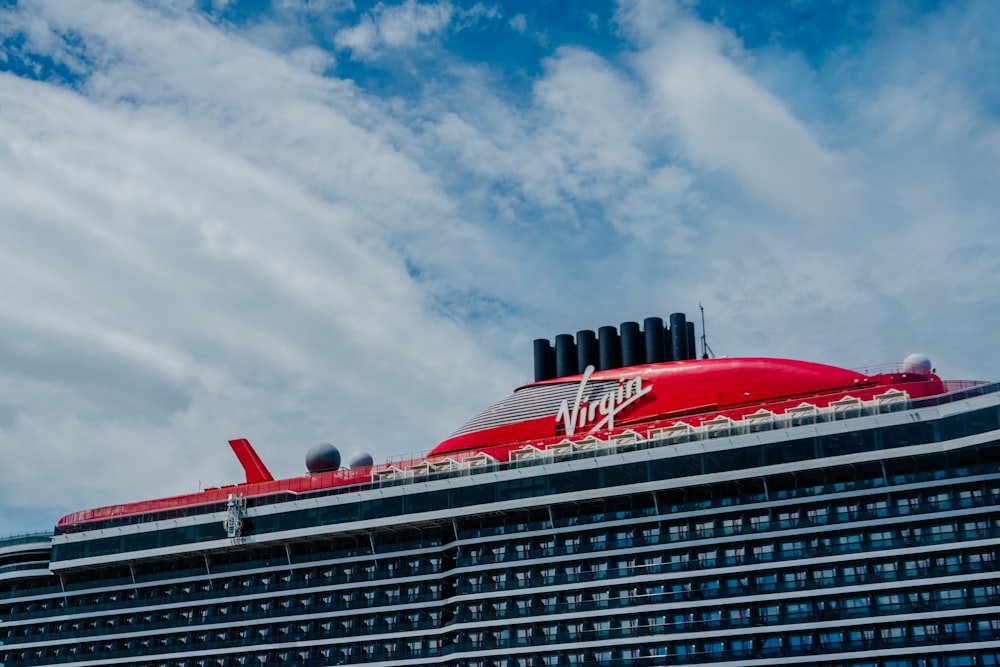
xmin=305 ymin=443 xmax=341 ymax=474
xmin=348 ymin=452 xmax=374 ymax=469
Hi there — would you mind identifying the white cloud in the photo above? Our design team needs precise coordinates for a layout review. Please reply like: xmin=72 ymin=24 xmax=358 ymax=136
xmin=334 ymin=0 xmax=454 ymax=59
xmin=275 ymin=0 xmax=355 ymax=11
xmin=285 ymin=45 xmax=336 ymax=73
xmin=607 ymin=166 xmax=699 ymax=251
xmin=631 ymin=19 xmax=858 ymax=223
xmin=533 ymin=48 xmax=649 ymax=192
xmin=334 ymin=15 xmax=379 ymax=55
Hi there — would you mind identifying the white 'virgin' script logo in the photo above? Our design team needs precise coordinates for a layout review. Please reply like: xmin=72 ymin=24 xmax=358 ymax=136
xmin=555 ymin=365 xmax=652 ymax=436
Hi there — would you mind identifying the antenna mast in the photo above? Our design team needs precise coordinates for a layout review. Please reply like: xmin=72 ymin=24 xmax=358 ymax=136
xmin=699 ymin=303 xmax=715 ymax=359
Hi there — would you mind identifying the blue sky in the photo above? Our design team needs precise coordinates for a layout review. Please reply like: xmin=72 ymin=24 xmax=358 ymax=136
xmin=1 ymin=0 xmax=999 ymax=535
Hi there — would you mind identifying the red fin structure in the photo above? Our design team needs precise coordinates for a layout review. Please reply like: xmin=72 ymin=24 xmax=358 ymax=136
xmin=228 ymin=438 xmax=275 ymax=484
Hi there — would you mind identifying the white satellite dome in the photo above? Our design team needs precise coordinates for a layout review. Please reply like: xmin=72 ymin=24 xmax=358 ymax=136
xmin=902 ymin=353 xmax=932 ymax=374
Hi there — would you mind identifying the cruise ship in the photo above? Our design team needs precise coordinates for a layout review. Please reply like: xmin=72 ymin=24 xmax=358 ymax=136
xmin=3 ymin=312 xmax=1000 ymax=666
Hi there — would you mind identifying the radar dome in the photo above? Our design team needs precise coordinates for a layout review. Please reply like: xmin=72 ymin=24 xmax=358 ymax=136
xmin=903 ymin=353 xmax=932 ymax=375
xmin=305 ymin=443 xmax=341 ymax=474
xmin=348 ymin=452 xmax=374 ymax=469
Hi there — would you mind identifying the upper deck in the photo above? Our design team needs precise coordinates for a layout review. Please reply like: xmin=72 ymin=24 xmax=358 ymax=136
xmin=51 ymin=365 xmax=993 ymax=539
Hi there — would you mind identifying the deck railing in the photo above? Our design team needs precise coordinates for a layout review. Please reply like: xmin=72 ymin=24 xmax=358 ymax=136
xmin=0 ymin=531 xmax=53 ymax=549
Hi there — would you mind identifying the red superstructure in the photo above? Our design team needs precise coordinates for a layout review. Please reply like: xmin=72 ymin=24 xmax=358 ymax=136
xmin=56 ymin=354 xmax=949 ymax=533
xmin=429 ymin=357 xmax=947 ymax=457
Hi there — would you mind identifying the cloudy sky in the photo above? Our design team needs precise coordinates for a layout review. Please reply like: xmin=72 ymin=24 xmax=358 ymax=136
xmin=1 ymin=0 xmax=998 ymax=535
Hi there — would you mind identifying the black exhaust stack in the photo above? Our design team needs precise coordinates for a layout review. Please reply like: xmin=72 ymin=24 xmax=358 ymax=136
xmin=620 ymin=321 xmax=643 ymax=367
xmin=533 ymin=338 xmax=555 ymax=382
xmin=669 ymin=312 xmax=688 ymax=362
xmin=598 ymin=325 xmax=621 ymax=371
xmin=643 ymin=317 xmax=664 ymax=364
xmin=576 ymin=329 xmax=598 ymax=372
xmin=554 ymin=333 xmax=578 ymax=377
